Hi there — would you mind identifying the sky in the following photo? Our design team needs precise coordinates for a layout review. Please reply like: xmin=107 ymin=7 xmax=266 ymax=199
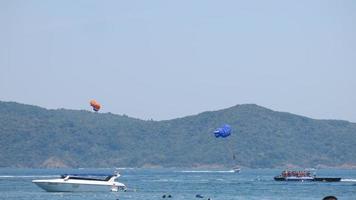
xmin=1 ymin=0 xmax=356 ymax=122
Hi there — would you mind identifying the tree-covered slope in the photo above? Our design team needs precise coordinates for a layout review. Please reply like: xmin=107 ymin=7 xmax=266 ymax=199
xmin=0 ymin=101 xmax=355 ymax=168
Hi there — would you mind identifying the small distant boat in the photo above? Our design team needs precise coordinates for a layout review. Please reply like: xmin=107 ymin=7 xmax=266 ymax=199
xmin=233 ymin=167 xmax=241 ymax=173
xmin=32 ymin=172 xmax=126 ymax=192
xmin=274 ymin=170 xmax=341 ymax=182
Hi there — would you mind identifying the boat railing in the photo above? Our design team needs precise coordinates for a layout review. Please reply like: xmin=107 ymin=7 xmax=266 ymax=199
xmin=60 ymin=173 xmax=117 ymax=182
xmin=281 ymin=170 xmax=314 ymax=178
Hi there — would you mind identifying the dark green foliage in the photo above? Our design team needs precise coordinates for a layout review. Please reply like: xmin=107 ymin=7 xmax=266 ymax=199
xmin=0 ymin=101 xmax=355 ymax=168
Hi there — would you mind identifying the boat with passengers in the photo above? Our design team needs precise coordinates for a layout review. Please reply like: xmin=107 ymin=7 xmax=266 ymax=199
xmin=274 ymin=170 xmax=341 ymax=182
xmin=32 ymin=171 xmax=126 ymax=192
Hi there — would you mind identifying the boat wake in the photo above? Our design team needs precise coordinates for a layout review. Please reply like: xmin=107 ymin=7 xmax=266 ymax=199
xmin=180 ymin=170 xmax=234 ymax=173
xmin=150 ymin=178 xmax=184 ymax=182
xmin=0 ymin=175 xmax=58 ymax=178
xmin=341 ymin=179 xmax=356 ymax=182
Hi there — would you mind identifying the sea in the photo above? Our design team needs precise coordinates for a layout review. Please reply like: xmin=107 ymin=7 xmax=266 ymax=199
xmin=0 ymin=168 xmax=355 ymax=200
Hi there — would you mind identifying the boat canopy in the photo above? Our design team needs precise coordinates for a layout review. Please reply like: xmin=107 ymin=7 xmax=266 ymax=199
xmin=61 ymin=173 xmax=114 ymax=177
xmin=60 ymin=173 xmax=116 ymax=181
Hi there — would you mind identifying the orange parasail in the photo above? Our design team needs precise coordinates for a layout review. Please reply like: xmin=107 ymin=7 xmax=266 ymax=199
xmin=90 ymin=100 xmax=101 ymax=112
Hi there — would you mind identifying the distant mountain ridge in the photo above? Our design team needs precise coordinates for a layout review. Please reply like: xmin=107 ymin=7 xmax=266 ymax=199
xmin=0 ymin=101 xmax=355 ymax=168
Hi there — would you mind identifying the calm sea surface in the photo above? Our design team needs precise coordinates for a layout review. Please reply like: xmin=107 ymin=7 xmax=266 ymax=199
xmin=0 ymin=168 xmax=355 ymax=200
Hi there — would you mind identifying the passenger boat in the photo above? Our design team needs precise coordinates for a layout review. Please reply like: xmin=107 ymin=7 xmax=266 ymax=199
xmin=274 ymin=170 xmax=341 ymax=182
xmin=32 ymin=172 xmax=126 ymax=192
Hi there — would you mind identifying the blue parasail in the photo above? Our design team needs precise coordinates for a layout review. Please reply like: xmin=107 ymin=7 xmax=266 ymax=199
xmin=214 ymin=124 xmax=232 ymax=138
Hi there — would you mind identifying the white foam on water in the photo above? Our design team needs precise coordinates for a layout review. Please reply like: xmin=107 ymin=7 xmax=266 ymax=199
xmin=0 ymin=175 xmax=58 ymax=178
xmin=150 ymin=178 xmax=184 ymax=183
xmin=180 ymin=170 xmax=234 ymax=173
xmin=341 ymin=178 xmax=356 ymax=182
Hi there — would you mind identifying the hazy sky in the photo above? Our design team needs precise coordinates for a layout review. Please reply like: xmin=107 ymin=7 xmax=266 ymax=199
xmin=1 ymin=0 xmax=355 ymax=122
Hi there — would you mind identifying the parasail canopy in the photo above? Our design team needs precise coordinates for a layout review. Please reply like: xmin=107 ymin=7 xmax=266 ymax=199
xmin=90 ymin=99 xmax=101 ymax=112
xmin=214 ymin=124 xmax=232 ymax=138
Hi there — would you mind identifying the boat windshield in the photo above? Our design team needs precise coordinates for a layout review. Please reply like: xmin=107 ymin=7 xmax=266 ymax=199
xmin=60 ymin=174 xmax=115 ymax=181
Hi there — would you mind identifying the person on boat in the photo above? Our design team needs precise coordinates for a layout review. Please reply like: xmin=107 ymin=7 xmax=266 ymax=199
xmin=306 ymin=171 xmax=311 ymax=177
xmin=282 ymin=170 xmax=288 ymax=177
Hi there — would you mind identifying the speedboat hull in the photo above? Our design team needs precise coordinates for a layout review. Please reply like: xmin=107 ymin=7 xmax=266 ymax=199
xmin=32 ymin=173 xmax=126 ymax=192
xmin=274 ymin=176 xmax=314 ymax=181
xmin=33 ymin=181 xmax=122 ymax=192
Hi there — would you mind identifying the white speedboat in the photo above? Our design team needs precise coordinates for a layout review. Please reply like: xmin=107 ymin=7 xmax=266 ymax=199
xmin=32 ymin=172 xmax=126 ymax=192
xmin=233 ymin=167 xmax=241 ymax=173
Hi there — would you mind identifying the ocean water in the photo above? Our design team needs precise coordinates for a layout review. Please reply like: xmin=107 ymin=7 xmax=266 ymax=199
xmin=0 ymin=168 xmax=355 ymax=200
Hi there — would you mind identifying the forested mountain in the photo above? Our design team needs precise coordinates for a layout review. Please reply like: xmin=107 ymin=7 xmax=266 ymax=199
xmin=0 ymin=101 xmax=355 ymax=168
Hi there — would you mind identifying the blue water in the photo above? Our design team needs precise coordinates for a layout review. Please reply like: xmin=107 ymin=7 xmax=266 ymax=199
xmin=0 ymin=168 xmax=355 ymax=200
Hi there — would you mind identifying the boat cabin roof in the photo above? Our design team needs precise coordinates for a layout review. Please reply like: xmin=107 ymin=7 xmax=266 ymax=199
xmin=60 ymin=174 xmax=115 ymax=181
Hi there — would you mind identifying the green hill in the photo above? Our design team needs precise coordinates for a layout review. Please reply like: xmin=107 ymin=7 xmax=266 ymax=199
xmin=0 ymin=101 xmax=355 ymax=168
